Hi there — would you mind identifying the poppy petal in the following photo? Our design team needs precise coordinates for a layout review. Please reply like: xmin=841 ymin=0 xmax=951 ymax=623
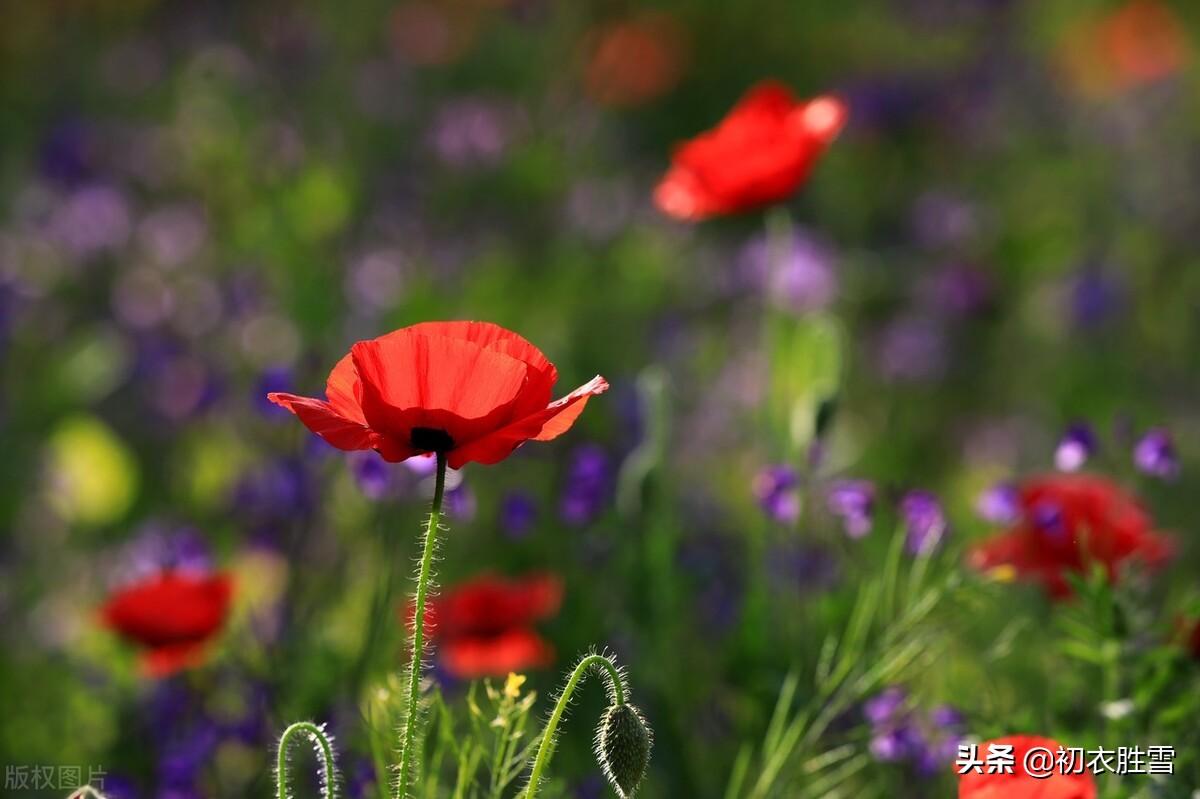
xmin=446 ymin=375 xmax=608 ymax=469
xmin=400 ymin=321 xmax=558 ymax=418
xmin=440 ymin=629 xmax=555 ymax=680
xmin=351 ymin=330 xmax=531 ymax=447
xmin=325 ymin=352 xmax=367 ymax=424
xmin=431 ymin=573 xmax=564 ymax=637
xmin=788 ymin=95 xmax=849 ymax=144
xmin=267 ymin=392 xmax=375 ymax=451
xmin=140 ymin=640 xmax=210 ymax=677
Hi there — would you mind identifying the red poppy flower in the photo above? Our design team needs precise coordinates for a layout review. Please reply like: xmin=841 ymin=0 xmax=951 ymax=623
xmin=969 ymin=474 xmax=1172 ymax=598
xmin=959 ymin=736 xmax=1096 ymax=799
xmin=406 ymin=573 xmax=563 ymax=679
xmin=101 ymin=571 xmax=234 ymax=677
xmin=654 ymin=80 xmax=847 ymax=221
xmin=583 ymin=12 xmax=687 ymax=108
xmin=1059 ymin=0 xmax=1190 ymax=98
xmin=268 ymin=321 xmax=608 ymax=470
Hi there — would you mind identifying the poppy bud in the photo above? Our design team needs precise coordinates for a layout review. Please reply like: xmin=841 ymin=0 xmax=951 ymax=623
xmin=594 ymin=703 xmax=652 ymax=798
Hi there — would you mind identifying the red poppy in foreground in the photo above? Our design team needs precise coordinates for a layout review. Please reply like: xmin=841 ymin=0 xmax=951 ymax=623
xmin=969 ymin=474 xmax=1172 ymax=598
xmin=101 ymin=571 xmax=233 ymax=677
xmin=268 ymin=321 xmax=608 ymax=470
xmin=959 ymin=735 xmax=1096 ymax=799
xmin=654 ymin=80 xmax=847 ymax=221
xmin=407 ymin=573 xmax=563 ymax=679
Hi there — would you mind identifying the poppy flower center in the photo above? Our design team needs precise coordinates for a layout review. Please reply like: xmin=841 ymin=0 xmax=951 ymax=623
xmin=410 ymin=427 xmax=455 ymax=453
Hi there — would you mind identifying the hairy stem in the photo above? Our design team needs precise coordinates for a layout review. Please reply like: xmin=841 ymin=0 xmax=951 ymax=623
xmin=276 ymin=721 xmax=339 ymax=799
xmin=396 ymin=452 xmax=448 ymax=799
xmin=524 ymin=654 xmax=625 ymax=799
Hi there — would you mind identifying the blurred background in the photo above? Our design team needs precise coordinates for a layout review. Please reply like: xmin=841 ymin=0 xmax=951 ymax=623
xmin=1 ymin=0 xmax=1198 ymax=797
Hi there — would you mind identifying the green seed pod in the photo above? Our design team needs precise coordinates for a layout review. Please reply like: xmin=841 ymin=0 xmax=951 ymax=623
xmin=594 ymin=703 xmax=652 ymax=799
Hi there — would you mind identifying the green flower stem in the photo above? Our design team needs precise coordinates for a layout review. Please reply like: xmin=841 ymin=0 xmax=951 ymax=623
xmin=524 ymin=654 xmax=624 ymax=799
xmin=396 ymin=451 xmax=448 ymax=799
xmin=277 ymin=721 xmax=339 ymax=799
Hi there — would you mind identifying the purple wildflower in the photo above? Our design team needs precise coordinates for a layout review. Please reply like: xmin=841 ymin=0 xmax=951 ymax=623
xmin=122 ymin=525 xmax=213 ymax=583
xmin=351 ymin=452 xmax=395 ymax=500
xmin=445 ymin=481 xmax=476 ymax=521
xmin=255 ymin=366 xmax=294 ymax=417
xmin=875 ymin=316 xmax=947 ymax=383
xmin=910 ymin=191 xmax=978 ymax=249
xmin=739 ymin=229 xmax=839 ymax=314
xmin=49 ymin=184 xmax=132 ymax=256
xmin=864 ymin=687 xmax=908 ymax=726
xmin=753 ymin=465 xmax=801 ymax=524
xmin=975 ymin=482 xmax=1019 ymax=524
xmin=1055 ymin=423 xmax=1096 ymax=472
xmin=429 ymin=97 xmax=523 ymax=168
xmin=560 ymin=444 xmax=612 ymax=526
xmin=1134 ymin=428 xmax=1180 ymax=480
xmin=826 ymin=479 xmax=874 ymax=538
xmin=1071 ymin=269 xmax=1124 ymax=328
xmin=499 ymin=491 xmax=538 ymax=539
xmin=900 ymin=491 xmax=948 ymax=555
xmin=924 ymin=263 xmax=994 ymax=318
xmin=870 ymin=725 xmax=920 ymax=763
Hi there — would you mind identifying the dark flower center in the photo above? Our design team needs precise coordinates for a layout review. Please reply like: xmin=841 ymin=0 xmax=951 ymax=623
xmin=410 ymin=427 xmax=455 ymax=453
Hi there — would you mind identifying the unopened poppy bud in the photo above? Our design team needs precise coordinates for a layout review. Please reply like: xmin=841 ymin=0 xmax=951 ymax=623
xmin=594 ymin=703 xmax=652 ymax=798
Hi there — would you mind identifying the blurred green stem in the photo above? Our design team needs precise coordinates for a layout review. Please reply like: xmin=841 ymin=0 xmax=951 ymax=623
xmin=397 ymin=452 xmax=448 ymax=799
xmin=524 ymin=654 xmax=625 ymax=799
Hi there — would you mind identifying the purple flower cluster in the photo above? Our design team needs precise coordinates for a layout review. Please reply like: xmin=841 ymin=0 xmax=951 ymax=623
xmin=1051 ymin=419 xmax=1181 ymax=481
xmin=864 ymin=687 xmax=965 ymax=777
xmin=826 ymin=479 xmax=875 ymax=538
xmin=132 ymin=678 xmax=271 ymax=797
xmin=753 ymin=465 xmax=801 ymax=525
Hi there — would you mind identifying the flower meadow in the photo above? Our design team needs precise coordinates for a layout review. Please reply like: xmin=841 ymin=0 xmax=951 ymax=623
xmin=2 ymin=1 xmax=1199 ymax=798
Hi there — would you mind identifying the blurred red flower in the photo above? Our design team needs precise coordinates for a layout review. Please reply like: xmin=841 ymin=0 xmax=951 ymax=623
xmin=268 ymin=321 xmax=607 ymax=470
xmin=101 ymin=571 xmax=233 ymax=677
xmin=408 ymin=573 xmax=563 ymax=679
xmin=1059 ymin=0 xmax=1191 ymax=98
xmin=969 ymin=474 xmax=1172 ymax=598
xmin=959 ymin=735 xmax=1096 ymax=799
xmin=654 ymin=80 xmax=847 ymax=221
xmin=583 ymin=12 xmax=687 ymax=108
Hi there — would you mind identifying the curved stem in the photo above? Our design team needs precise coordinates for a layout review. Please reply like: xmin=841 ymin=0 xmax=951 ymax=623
xmin=396 ymin=452 xmax=448 ymax=799
xmin=277 ymin=721 xmax=339 ymax=799
xmin=524 ymin=654 xmax=624 ymax=799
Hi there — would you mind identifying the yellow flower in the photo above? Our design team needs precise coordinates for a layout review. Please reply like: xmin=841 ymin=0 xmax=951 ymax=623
xmin=504 ymin=673 xmax=527 ymax=699
xmin=988 ymin=565 xmax=1018 ymax=584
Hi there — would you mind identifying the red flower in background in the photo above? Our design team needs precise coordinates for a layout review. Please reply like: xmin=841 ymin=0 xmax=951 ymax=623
xmin=969 ymin=475 xmax=1172 ymax=598
xmin=959 ymin=736 xmax=1096 ymax=799
xmin=584 ymin=12 xmax=687 ymax=108
xmin=408 ymin=573 xmax=563 ymax=679
xmin=654 ymin=80 xmax=847 ymax=221
xmin=101 ymin=571 xmax=233 ymax=677
xmin=268 ymin=321 xmax=607 ymax=470
xmin=1059 ymin=0 xmax=1190 ymax=98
